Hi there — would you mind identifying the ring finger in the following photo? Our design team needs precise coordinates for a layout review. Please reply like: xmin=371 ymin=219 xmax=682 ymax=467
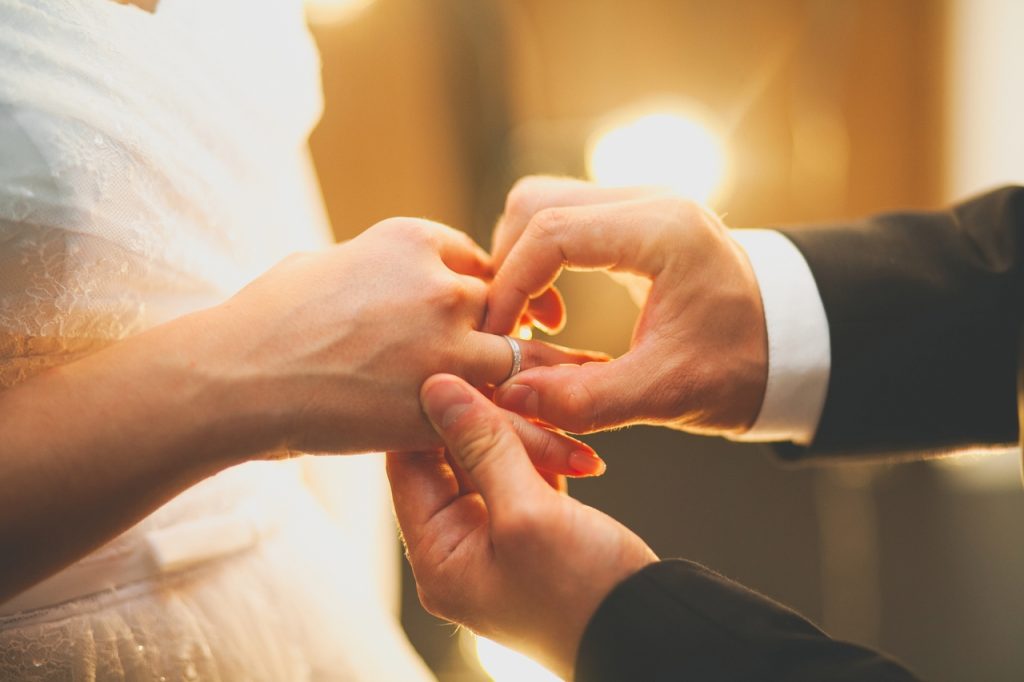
xmin=460 ymin=331 xmax=610 ymax=389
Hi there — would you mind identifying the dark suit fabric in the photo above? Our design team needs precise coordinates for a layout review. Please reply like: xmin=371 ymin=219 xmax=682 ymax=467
xmin=576 ymin=188 xmax=1024 ymax=680
xmin=778 ymin=186 xmax=1024 ymax=458
xmin=575 ymin=560 xmax=917 ymax=681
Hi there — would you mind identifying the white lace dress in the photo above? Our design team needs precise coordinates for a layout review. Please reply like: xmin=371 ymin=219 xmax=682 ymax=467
xmin=0 ymin=0 xmax=433 ymax=679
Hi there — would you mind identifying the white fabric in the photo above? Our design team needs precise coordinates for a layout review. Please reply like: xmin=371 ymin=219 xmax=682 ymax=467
xmin=0 ymin=0 xmax=432 ymax=679
xmin=728 ymin=229 xmax=831 ymax=445
xmin=0 ymin=502 xmax=277 ymax=616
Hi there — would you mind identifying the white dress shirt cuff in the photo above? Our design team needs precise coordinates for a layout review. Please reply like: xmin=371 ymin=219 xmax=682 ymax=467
xmin=727 ymin=229 xmax=831 ymax=445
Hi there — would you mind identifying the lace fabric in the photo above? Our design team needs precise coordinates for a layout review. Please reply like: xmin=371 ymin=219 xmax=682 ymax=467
xmin=0 ymin=0 xmax=327 ymax=382
xmin=0 ymin=0 xmax=432 ymax=678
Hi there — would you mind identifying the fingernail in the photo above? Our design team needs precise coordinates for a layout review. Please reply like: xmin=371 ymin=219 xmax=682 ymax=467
xmin=423 ymin=380 xmax=474 ymax=430
xmin=569 ymin=450 xmax=607 ymax=477
xmin=495 ymin=383 xmax=538 ymax=418
xmin=531 ymin=318 xmax=555 ymax=336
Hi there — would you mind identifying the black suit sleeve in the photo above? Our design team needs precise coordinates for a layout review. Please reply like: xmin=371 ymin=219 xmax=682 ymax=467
xmin=774 ymin=186 xmax=1024 ymax=459
xmin=575 ymin=560 xmax=918 ymax=682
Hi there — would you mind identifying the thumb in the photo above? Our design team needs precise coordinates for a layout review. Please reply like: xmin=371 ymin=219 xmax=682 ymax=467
xmin=421 ymin=374 xmax=548 ymax=511
xmin=493 ymin=354 xmax=653 ymax=433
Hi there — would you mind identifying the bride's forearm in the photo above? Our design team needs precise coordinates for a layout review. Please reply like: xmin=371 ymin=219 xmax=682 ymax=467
xmin=0 ymin=307 xmax=266 ymax=602
xmin=0 ymin=218 xmax=600 ymax=605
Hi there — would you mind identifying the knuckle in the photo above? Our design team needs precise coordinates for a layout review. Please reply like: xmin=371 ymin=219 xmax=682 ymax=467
xmin=668 ymin=195 xmax=699 ymax=218
xmin=559 ymin=381 xmax=599 ymax=432
xmin=461 ymin=276 xmax=489 ymax=306
xmin=371 ymin=217 xmax=432 ymax=245
xmin=667 ymin=198 xmax=717 ymax=239
xmin=505 ymin=176 xmax=544 ymax=221
xmin=530 ymin=207 xmax=569 ymax=240
xmin=653 ymin=198 xmax=691 ymax=236
xmin=530 ymin=429 xmax=558 ymax=469
xmin=455 ymin=422 xmax=506 ymax=473
xmin=427 ymin=277 xmax=470 ymax=312
xmin=367 ymin=216 xmax=405 ymax=236
xmin=646 ymin=198 xmax=715 ymax=271
xmin=271 ymin=251 xmax=314 ymax=276
xmin=430 ymin=221 xmax=467 ymax=244
xmin=514 ymin=416 xmax=556 ymax=468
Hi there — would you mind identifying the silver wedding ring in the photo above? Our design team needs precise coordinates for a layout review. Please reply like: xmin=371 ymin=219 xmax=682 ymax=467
xmin=502 ymin=334 xmax=522 ymax=383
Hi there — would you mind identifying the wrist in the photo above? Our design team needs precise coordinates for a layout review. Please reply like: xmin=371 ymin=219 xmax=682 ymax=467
xmin=554 ymin=548 xmax=659 ymax=680
xmin=730 ymin=239 xmax=770 ymax=430
xmin=180 ymin=297 xmax=373 ymax=457
xmin=147 ymin=306 xmax=287 ymax=466
xmin=678 ymin=235 xmax=767 ymax=436
xmin=727 ymin=229 xmax=830 ymax=444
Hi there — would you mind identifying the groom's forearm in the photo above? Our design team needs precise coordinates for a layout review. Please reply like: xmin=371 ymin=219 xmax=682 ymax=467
xmin=576 ymin=559 xmax=919 ymax=681
xmin=777 ymin=186 xmax=1024 ymax=458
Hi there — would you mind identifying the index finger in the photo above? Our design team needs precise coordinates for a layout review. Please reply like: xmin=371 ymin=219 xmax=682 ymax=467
xmin=494 ymin=176 xmax=670 ymax=269
xmin=484 ymin=198 xmax=674 ymax=334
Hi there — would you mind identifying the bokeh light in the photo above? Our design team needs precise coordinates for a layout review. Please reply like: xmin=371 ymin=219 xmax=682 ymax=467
xmin=586 ymin=105 xmax=727 ymax=204
xmin=475 ymin=636 xmax=562 ymax=682
xmin=305 ymin=0 xmax=376 ymax=25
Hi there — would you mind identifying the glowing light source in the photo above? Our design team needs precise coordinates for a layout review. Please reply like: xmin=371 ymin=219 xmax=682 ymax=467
xmin=304 ymin=0 xmax=375 ymax=24
xmin=475 ymin=636 xmax=562 ymax=682
xmin=586 ymin=104 xmax=728 ymax=204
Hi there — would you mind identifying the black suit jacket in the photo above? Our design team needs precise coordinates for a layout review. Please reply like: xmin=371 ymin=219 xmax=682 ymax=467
xmin=779 ymin=185 xmax=1024 ymax=459
xmin=575 ymin=187 xmax=1024 ymax=681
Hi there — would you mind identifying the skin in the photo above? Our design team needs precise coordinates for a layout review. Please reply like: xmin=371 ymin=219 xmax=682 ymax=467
xmin=117 ymin=0 xmax=160 ymax=12
xmin=0 ymin=218 xmax=606 ymax=603
xmin=388 ymin=178 xmax=773 ymax=678
xmin=388 ymin=374 xmax=657 ymax=681
xmin=485 ymin=175 xmax=770 ymax=436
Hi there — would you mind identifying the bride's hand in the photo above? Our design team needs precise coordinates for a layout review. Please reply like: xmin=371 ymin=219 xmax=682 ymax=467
xmin=0 ymin=218 xmax=605 ymax=601
xmin=202 ymin=217 xmax=607 ymax=462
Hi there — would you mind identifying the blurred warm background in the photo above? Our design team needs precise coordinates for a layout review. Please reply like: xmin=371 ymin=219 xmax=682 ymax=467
xmin=305 ymin=1 xmax=1024 ymax=680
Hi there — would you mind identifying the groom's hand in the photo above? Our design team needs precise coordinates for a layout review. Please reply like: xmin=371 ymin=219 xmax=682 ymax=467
xmin=484 ymin=176 xmax=768 ymax=436
xmin=387 ymin=374 xmax=656 ymax=680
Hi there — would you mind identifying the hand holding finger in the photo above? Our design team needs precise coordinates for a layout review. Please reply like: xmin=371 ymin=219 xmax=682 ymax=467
xmin=420 ymin=374 xmax=548 ymax=513
xmin=385 ymin=449 xmax=461 ymax=555
xmin=494 ymin=353 xmax=657 ymax=434
xmin=493 ymin=176 xmax=672 ymax=269
xmin=507 ymin=413 xmax=606 ymax=476
xmin=493 ymin=178 xmax=669 ymax=335
xmin=460 ymin=332 xmax=610 ymax=389
xmin=391 ymin=372 xmax=657 ymax=680
xmin=484 ymin=198 xmax=686 ymax=334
